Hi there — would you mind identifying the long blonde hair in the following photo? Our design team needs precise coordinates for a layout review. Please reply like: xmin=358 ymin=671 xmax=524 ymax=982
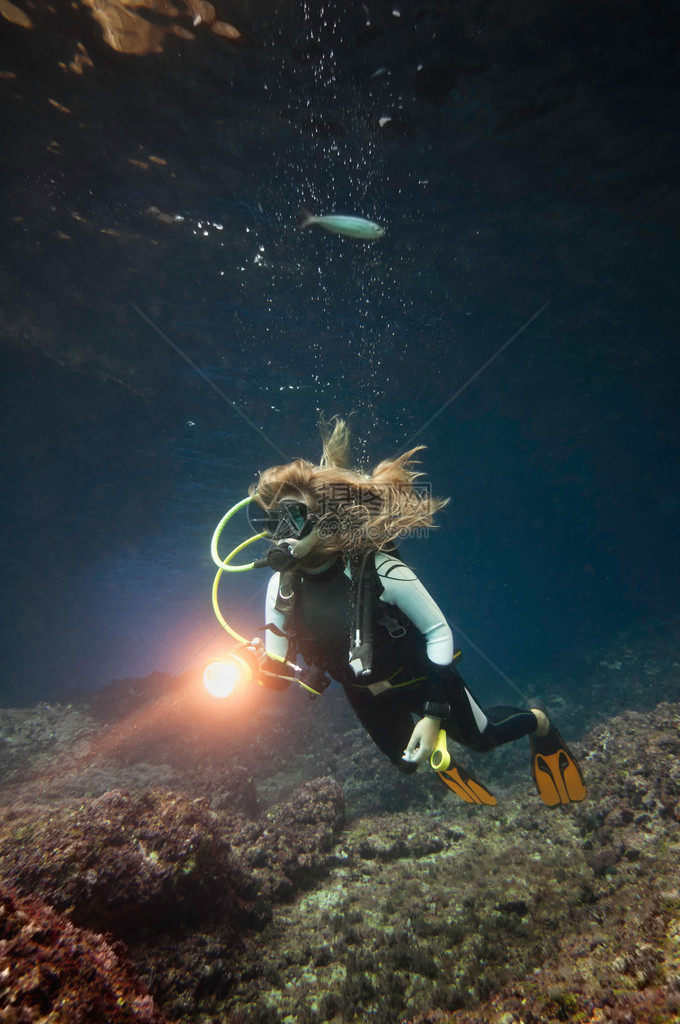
xmin=249 ymin=418 xmax=448 ymax=555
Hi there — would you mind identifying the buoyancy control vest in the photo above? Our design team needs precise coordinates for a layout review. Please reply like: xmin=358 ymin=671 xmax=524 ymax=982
xmin=273 ymin=551 xmax=410 ymax=685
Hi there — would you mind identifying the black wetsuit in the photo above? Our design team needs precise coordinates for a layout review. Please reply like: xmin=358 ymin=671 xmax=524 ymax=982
xmin=266 ymin=554 xmax=537 ymax=772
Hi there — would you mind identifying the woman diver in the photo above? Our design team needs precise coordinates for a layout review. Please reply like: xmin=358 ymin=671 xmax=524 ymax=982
xmin=243 ymin=419 xmax=586 ymax=807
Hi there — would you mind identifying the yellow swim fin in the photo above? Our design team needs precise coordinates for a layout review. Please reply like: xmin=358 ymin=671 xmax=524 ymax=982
xmin=531 ymin=726 xmax=587 ymax=806
xmin=437 ymin=763 xmax=497 ymax=805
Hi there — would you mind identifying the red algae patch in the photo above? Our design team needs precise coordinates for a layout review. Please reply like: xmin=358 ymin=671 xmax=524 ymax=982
xmin=0 ymin=884 xmax=171 ymax=1022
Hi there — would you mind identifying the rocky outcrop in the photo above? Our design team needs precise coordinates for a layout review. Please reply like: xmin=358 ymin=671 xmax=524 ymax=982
xmin=3 ymin=690 xmax=680 ymax=1024
xmin=0 ymin=788 xmax=257 ymax=937
xmin=0 ymin=884 xmax=171 ymax=1023
xmin=216 ymin=705 xmax=680 ymax=1024
xmin=228 ymin=776 xmax=346 ymax=901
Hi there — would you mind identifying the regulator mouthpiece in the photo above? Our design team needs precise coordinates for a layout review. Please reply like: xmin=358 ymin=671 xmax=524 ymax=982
xmin=265 ymin=543 xmax=299 ymax=572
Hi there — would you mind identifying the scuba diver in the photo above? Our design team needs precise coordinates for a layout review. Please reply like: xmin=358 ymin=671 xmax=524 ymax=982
xmin=218 ymin=419 xmax=586 ymax=808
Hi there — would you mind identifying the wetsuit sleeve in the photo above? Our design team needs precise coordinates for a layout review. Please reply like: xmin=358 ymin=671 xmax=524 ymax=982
xmin=375 ymin=552 xmax=456 ymax=704
xmin=265 ymin=572 xmax=289 ymax=661
xmin=375 ymin=552 xmax=454 ymax=665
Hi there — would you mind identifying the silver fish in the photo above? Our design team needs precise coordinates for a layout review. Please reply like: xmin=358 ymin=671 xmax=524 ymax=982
xmin=299 ymin=209 xmax=385 ymax=240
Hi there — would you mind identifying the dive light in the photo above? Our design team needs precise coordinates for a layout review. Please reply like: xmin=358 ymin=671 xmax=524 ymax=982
xmin=203 ymin=652 xmax=255 ymax=699
xmin=202 ymin=642 xmax=330 ymax=700
xmin=206 ymin=495 xmax=332 ymax=700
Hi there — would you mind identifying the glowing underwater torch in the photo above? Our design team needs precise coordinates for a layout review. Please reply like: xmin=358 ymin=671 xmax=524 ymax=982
xmin=203 ymin=642 xmax=331 ymax=700
xmin=206 ymin=497 xmax=333 ymax=700
xmin=203 ymin=651 xmax=255 ymax=699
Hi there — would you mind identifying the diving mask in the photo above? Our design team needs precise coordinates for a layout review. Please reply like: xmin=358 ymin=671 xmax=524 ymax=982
xmin=260 ymin=499 xmax=318 ymax=542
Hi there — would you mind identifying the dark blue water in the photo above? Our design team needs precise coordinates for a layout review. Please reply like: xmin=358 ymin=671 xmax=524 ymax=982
xmin=1 ymin=0 xmax=679 ymax=716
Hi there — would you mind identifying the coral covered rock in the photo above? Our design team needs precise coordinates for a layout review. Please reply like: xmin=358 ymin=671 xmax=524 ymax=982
xmin=229 ymin=776 xmax=346 ymax=901
xmin=0 ymin=788 xmax=257 ymax=937
xmin=415 ymin=972 xmax=680 ymax=1024
xmin=0 ymin=702 xmax=94 ymax=784
xmin=4 ymin=681 xmax=680 ymax=1024
xmin=222 ymin=799 xmax=594 ymax=1022
xmin=0 ymin=883 xmax=170 ymax=1023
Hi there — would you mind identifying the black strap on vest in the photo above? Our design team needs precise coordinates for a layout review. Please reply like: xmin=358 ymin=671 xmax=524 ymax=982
xmin=348 ymin=551 xmax=374 ymax=677
xmin=348 ymin=550 xmax=409 ymax=677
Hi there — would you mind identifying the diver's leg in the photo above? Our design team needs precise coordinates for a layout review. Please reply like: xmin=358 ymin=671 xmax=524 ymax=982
xmin=444 ymin=667 xmax=538 ymax=753
xmin=473 ymin=704 xmax=540 ymax=751
xmin=446 ymin=669 xmax=587 ymax=803
xmin=343 ymin=685 xmax=419 ymax=774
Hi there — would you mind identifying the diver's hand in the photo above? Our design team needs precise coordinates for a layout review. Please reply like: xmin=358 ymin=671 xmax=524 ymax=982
xmin=403 ymin=716 xmax=441 ymax=764
xmin=244 ymin=639 xmax=287 ymax=686
xmin=243 ymin=638 xmax=273 ymax=674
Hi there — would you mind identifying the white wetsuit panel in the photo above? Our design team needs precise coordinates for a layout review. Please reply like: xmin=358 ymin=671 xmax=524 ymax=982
xmin=265 ymin=572 xmax=288 ymax=661
xmin=374 ymin=552 xmax=454 ymax=665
